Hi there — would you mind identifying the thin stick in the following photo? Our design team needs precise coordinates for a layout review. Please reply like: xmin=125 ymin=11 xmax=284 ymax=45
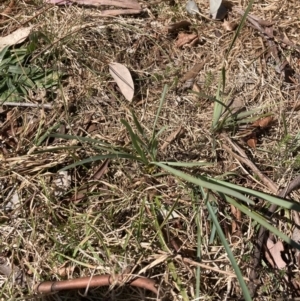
xmin=181 ymin=256 xmax=249 ymax=280
xmin=221 ymin=134 xmax=278 ymax=193
xmin=221 ymin=133 xmax=300 ymax=297
xmin=1 ymin=102 xmax=52 ymax=109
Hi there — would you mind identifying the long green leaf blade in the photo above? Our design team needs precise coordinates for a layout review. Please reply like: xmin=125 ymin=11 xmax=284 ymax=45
xmin=154 ymin=162 xmax=255 ymax=205
xmin=206 ymin=201 xmax=252 ymax=301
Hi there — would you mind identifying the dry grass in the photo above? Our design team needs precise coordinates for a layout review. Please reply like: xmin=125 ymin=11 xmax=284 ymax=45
xmin=1 ymin=0 xmax=300 ymax=300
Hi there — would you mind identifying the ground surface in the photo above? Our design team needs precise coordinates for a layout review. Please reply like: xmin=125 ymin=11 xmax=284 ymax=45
xmin=1 ymin=0 xmax=300 ymax=300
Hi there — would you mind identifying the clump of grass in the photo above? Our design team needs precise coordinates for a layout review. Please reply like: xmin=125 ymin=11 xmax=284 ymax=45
xmin=49 ymin=82 xmax=300 ymax=301
xmin=0 ymin=36 xmax=60 ymax=102
xmin=2 ymin=0 xmax=300 ymax=299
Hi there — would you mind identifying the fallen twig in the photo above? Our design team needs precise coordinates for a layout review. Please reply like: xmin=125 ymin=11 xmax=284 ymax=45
xmin=1 ymin=102 xmax=52 ymax=109
xmin=221 ymin=134 xmax=278 ymax=193
xmin=72 ymin=159 xmax=110 ymax=202
xmin=35 ymin=274 xmax=160 ymax=296
xmin=181 ymin=256 xmax=249 ymax=280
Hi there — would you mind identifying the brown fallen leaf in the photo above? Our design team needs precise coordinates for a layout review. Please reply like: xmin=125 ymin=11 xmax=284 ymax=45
xmin=0 ymin=0 xmax=15 ymax=20
xmin=279 ymin=32 xmax=300 ymax=51
xmin=175 ymin=33 xmax=198 ymax=48
xmin=109 ymin=62 xmax=134 ymax=101
xmin=222 ymin=20 xmax=237 ymax=31
xmin=180 ymin=58 xmax=208 ymax=83
xmin=230 ymin=97 xmax=244 ymax=113
xmin=230 ymin=204 xmax=241 ymax=240
xmin=252 ymin=116 xmax=273 ymax=128
xmin=264 ymin=26 xmax=274 ymax=38
xmin=190 ymin=82 xmax=201 ymax=100
xmin=161 ymin=126 xmax=184 ymax=151
xmin=246 ymin=136 xmax=257 ymax=149
xmin=167 ymin=21 xmax=191 ymax=33
xmin=265 ymin=238 xmax=286 ymax=269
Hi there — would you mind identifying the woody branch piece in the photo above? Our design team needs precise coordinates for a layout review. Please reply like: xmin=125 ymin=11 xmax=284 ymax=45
xmin=35 ymin=274 xmax=160 ymax=296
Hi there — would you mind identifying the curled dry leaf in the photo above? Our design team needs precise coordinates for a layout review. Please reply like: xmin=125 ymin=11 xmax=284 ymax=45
xmin=246 ymin=136 xmax=257 ymax=149
xmin=280 ymin=32 xmax=300 ymax=50
xmin=109 ymin=62 xmax=134 ymax=102
xmin=175 ymin=33 xmax=198 ymax=48
xmin=167 ymin=21 xmax=191 ymax=33
xmin=222 ymin=20 xmax=237 ymax=31
xmin=265 ymin=238 xmax=286 ymax=269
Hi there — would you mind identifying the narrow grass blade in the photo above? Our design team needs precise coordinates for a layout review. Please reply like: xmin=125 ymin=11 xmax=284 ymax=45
xmin=203 ymin=191 xmax=218 ymax=244
xmin=131 ymin=110 xmax=149 ymax=144
xmin=35 ymin=123 xmax=61 ymax=146
xmin=225 ymin=0 xmax=254 ymax=59
xmin=153 ymin=125 xmax=168 ymax=141
xmin=59 ymin=153 xmax=142 ymax=171
xmin=191 ymin=91 xmax=232 ymax=112
xmin=0 ymin=46 xmax=10 ymax=62
xmin=212 ymin=75 xmax=224 ymax=130
xmin=206 ymin=200 xmax=252 ymax=301
xmin=223 ymin=194 xmax=300 ymax=250
xmin=159 ymin=161 xmax=213 ymax=167
xmin=152 ymin=84 xmax=168 ymax=142
xmin=55 ymin=253 xmax=96 ymax=269
xmin=211 ymin=178 xmax=300 ymax=211
xmin=193 ymin=192 xmax=201 ymax=299
xmin=153 ymin=162 xmax=255 ymax=205
xmin=121 ymin=119 xmax=148 ymax=163
xmin=149 ymin=200 xmax=189 ymax=301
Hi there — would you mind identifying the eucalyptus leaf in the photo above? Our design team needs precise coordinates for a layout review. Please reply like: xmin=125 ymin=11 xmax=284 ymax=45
xmin=209 ymin=0 xmax=227 ymax=20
